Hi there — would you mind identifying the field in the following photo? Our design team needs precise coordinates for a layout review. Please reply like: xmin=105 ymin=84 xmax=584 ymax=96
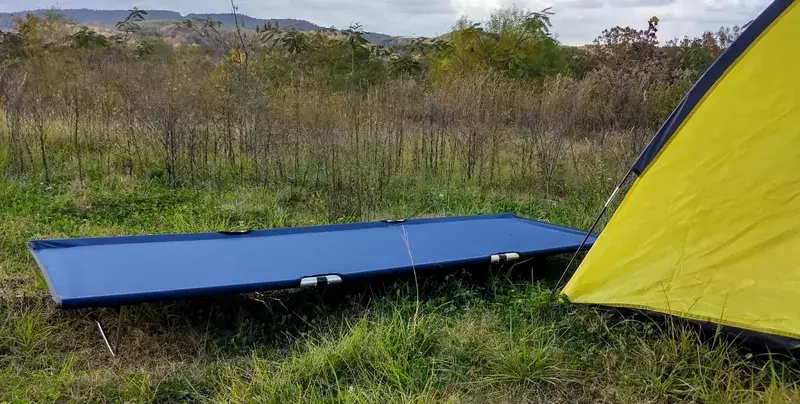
xmin=2 ymin=9 xmax=800 ymax=403
xmin=3 ymin=177 xmax=800 ymax=403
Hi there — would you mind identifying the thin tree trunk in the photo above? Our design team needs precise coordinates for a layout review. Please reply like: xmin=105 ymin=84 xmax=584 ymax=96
xmin=73 ymin=105 xmax=84 ymax=185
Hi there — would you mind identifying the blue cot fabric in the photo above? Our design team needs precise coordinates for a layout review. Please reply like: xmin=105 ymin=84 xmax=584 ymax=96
xmin=28 ymin=213 xmax=596 ymax=308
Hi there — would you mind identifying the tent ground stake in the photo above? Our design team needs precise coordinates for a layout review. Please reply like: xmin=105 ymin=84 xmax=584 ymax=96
xmin=95 ymin=306 xmax=124 ymax=357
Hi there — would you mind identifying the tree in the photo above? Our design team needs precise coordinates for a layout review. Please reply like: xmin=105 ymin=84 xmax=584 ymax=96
xmin=70 ymin=26 xmax=109 ymax=50
xmin=433 ymin=7 xmax=565 ymax=79
xmin=591 ymin=16 xmax=662 ymax=73
xmin=0 ymin=31 xmax=25 ymax=63
xmin=115 ymin=8 xmax=148 ymax=34
xmin=174 ymin=2 xmax=260 ymax=67
xmin=13 ymin=14 xmax=47 ymax=55
xmin=112 ymin=8 xmax=156 ymax=57
xmin=664 ymin=25 xmax=742 ymax=80
xmin=281 ymin=30 xmax=308 ymax=54
xmin=388 ymin=53 xmax=421 ymax=76
xmin=343 ymin=23 xmax=369 ymax=75
xmin=175 ymin=17 xmax=228 ymax=51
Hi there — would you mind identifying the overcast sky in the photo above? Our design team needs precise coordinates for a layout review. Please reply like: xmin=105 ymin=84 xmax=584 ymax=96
xmin=0 ymin=0 xmax=772 ymax=44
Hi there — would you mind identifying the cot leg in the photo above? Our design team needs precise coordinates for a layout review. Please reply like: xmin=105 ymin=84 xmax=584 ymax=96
xmin=115 ymin=306 xmax=125 ymax=356
xmin=95 ymin=306 xmax=124 ymax=357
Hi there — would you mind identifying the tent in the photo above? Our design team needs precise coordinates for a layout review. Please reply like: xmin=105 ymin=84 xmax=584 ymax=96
xmin=563 ymin=0 xmax=800 ymax=351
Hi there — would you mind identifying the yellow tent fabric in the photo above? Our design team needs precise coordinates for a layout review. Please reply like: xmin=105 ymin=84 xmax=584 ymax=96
xmin=564 ymin=1 xmax=800 ymax=339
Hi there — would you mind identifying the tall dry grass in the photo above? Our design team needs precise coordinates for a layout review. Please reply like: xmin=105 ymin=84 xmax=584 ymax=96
xmin=0 ymin=48 xmax=689 ymax=220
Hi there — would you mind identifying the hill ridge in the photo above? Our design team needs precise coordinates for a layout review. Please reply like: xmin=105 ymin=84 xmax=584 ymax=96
xmin=0 ymin=8 xmax=404 ymax=45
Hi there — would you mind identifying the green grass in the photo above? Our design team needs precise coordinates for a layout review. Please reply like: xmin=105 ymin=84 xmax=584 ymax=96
xmin=1 ymin=177 xmax=799 ymax=403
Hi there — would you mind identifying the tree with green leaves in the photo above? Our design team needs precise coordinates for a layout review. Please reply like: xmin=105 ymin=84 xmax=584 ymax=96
xmin=664 ymin=25 xmax=741 ymax=80
xmin=281 ymin=30 xmax=308 ymax=55
xmin=112 ymin=8 xmax=156 ymax=57
xmin=433 ymin=7 xmax=565 ymax=79
xmin=343 ymin=23 xmax=369 ymax=76
xmin=70 ymin=26 xmax=109 ymax=50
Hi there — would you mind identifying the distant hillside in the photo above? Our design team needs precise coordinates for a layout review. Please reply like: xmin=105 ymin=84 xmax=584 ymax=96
xmin=0 ymin=8 xmax=407 ymax=46
xmin=181 ymin=13 xmax=323 ymax=32
xmin=0 ymin=9 xmax=182 ymax=28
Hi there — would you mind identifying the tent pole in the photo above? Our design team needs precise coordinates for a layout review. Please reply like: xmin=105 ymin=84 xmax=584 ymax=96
xmin=552 ymin=169 xmax=635 ymax=296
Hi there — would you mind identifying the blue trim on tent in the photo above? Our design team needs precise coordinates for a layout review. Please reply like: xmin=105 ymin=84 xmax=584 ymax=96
xmin=631 ymin=0 xmax=794 ymax=174
xmin=28 ymin=213 xmax=597 ymax=309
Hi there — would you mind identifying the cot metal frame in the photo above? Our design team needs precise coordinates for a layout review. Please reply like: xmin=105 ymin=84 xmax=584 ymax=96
xmin=87 ymin=251 xmax=524 ymax=356
xmin=95 ymin=306 xmax=125 ymax=357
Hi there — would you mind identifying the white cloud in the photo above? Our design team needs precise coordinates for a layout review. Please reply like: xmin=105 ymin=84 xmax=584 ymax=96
xmin=0 ymin=0 xmax=773 ymax=44
xmin=447 ymin=0 xmax=770 ymax=44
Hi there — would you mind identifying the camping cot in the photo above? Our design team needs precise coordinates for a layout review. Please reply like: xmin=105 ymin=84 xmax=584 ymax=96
xmin=28 ymin=213 xmax=596 ymax=355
